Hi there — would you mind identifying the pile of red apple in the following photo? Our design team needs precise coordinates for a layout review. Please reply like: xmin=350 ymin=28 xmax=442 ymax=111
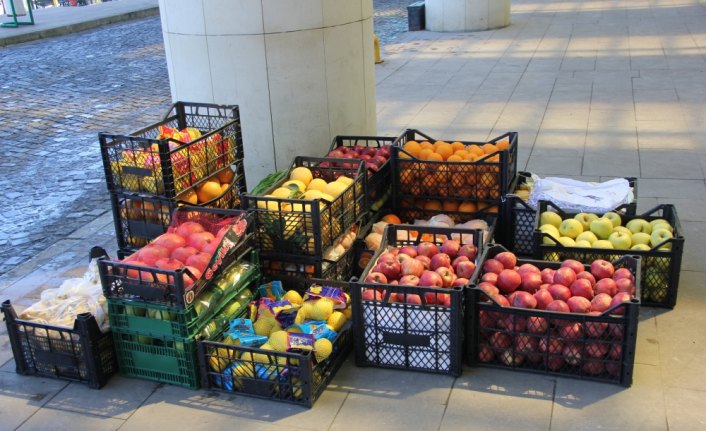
xmin=323 ymin=144 xmax=391 ymax=173
xmin=121 ymin=220 xmax=234 ymax=288
xmin=475 ymin=249 xmax=637 ymax=376
xmin=361 ymin=239 xmax=478 ymax=307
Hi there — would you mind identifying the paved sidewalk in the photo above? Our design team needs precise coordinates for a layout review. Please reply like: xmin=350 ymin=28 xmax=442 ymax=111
xmin=1 ymin=0 xmax=706 ymax=430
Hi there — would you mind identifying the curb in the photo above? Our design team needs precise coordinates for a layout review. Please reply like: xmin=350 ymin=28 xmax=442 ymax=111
xmin=0 ymin=6 xmax=160 ymax=47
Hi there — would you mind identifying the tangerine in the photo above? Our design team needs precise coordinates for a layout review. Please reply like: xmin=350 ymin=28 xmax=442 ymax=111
xmin=496 ymin=138 xmax=510 ymax=151
xmin=451 ymin=141 xmax=465 ymax=152
xmin=197 ymin=180 xmax=223 ymax=203
xmin=446 ymin=154 xmax=464 ymax=163
xmin=381 ymin=214 xmax=402 ymax=224
xmin=423 ymin=200 xmax=443 ymax=211
xmin=403 ymin=141 xmax=422 ymax=157
xmin=458 ymin=201 xmax=478 ymax=214
xmin=426 ymin=152 xmax=444 ymax=162
xmin=434 ymin=143 xmax=454 ymax=160
xmin=442 ymin=200 xmax=459 ymax=212
xmin=419 ymin=141 xmax=434 ymax=150
xmin=418 ymin=148 xmax=434 ymax=160
xmin=433 ymin=140 xmax=448 ymax=149
xmin=467 ymin=144 xmax=484 ymax=157
xmin=482 ymin=143 xmax=498 ymax=154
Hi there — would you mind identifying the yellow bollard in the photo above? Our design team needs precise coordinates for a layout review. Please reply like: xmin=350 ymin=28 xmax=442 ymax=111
xmin=374 ymin=34 xmax=383 ymax=64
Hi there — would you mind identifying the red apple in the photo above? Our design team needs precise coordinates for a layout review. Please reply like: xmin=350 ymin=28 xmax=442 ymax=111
xmin=153 ymin=233 xmax=187 ymax=253
xmin=437 ymin=293 xmax=451 ymax=307
xmin=514 ymin=335 xmax=538 ymax=354
xmin=553 ymin=267 xmax=577 ymax=287
xmin=202 ymin=241 xmax=219 ymax=256
xmin=491 ymin=293 xmax=511 ymax=308
xmin=399 ymin=245 xmax=418 ymax=258
xmin=478 ymin=344 xmax=495 ymax=363
xmin=452 ymin=277 xmax=469 ymax=287
xmin=560 ymin=322 xmax=583 ymax=339
xmin=415 ymin=255 xmax=431 ymax=270
xmin=170 ymin=246 xmax=199 ymax=265
xmin=561 ymin=259 xmax=585 ymax=275
xmin=495 ymin=251 xmax=517 ymax=270
xmin=364 ymin=272 xmax=388 ymax=284
xmin=478 ymin=282 xmax=499 ymax=297
xmin=490 ymin=332 xmax=512 ymax=349
xmin=583 ymin=359 xmax=605 ymax=375
xmin=396 ymin=253 xmax=414 ymax=265
xmin=452 ymin=255 xmax=470 ymax=270
xmin=399 ymin=274 xmax=420 ymax=286
xmin=585 ymin=311 xmax=608 ymax=338
xmin=416 ymin=242 xmax=439 ymax=258
xmin=527 ymin=316 xmax=549 ymax=334
xmin=455 ymin=260 xmax=476 ymax=279
xmin=517 ymin=263 xmax=541 ymax=275
xmin=482 ymin=259 xmax=504 ymax=275
xmin=548 ymin=284 xmax=571 ymax=302
xmin=186 ymin=231 xmax=216 ymax=252
xmin=615 ymin=278 xmax=635 ymax=295
xmin=569 ymin=278 xmax=594 ymax=300
xmin=533 ymin=289 xmax=554 ymax=310
xmin=576 ymin=270 xmax=596 ymax=286
xmin=609 ymin=343 xmax=623 ymax=360
xmin=405 ymin=294 xmax=422 ymax=305
xmin=362 ymin=289 xmax=383 ymax=300
xmin=440 ymin=240 xmax=460 ymax=258
xmin=586 ymin=341 xmax=609 ymax=358
xmin=511 ymin=291 xmax=537 ymax=309
xmin=481 ymin=272 xmax=498 ymax=285
xmin=183 ymin=266 xmax=202 ymax=288
xmin=563 ymin=343 xmax=583 ymax=366
xmin=546 ymin=299 xmax=570 ymax=313
xmin=430 ymin=253 xmax=452 ymax=271
xmin=594 ymin=278 xmax=618 ymax=297
xmin=185 ymin=252 xmax=211 ymax=273
xmin=138 ymin=244 xmax=170 ymax=266
xmin=497 ymin=269 xmax=522 ymax=293
xmin=435 ymin=267 xmax=455 ymax=287
xmin=520 ymin=272 xmax=543 ymax=293
xmin=419 ymin=270 xmax=443 ymax=288
xmin=612 ymin=267 xmax=634 ymax=283
xmin=590 ymin=293 xmax=613 ymax=312
xmin=567 ymin=296 xmax=592 ymax=313
xmin=175 ymin=221 xmax=205 ymax=238
xmin=458 ymin=244 xmax=478 ymax=260
xmin=376 ymin=252 xmax=402 ymax=281
xmin=610 ymin=292 xmax=632 ymax=315
xmin=401 ymin=258 xmax=424 ymax=277
xmin=541 ymin=268 xmax=556 ymax=284
xmin=590 ymin=259 xmax=615 ymax=280
xmin=155 ymin=258 xmax=183 ymax=271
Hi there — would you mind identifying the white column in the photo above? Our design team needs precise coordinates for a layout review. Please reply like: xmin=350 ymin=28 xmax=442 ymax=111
xmin=158 ymin=0 xmax=377 ymax=185
xmin=425 ymin=0 xmax=511 ymax=32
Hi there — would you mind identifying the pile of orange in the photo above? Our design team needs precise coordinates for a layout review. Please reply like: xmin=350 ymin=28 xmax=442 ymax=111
xmin=401 ymin=138 xmax=509 ymax=163
xmin=413 ymin=199 xmax=498 ymax=215
xmin=177 ymin=168 xmax=234 ymax=204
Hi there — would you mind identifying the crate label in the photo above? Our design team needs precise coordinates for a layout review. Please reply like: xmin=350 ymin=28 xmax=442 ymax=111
xmin=305 ymin=285 xmax=347 ymax=309
xmin=382 ymin=332 xmax=431 ymax=347
xmin=258 ymin=280 xmax=285 ymax=301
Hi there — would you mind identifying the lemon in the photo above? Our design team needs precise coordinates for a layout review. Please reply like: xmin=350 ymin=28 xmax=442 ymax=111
xmin=268 ymin=331 xmax=289 ymax=352
xmin=309 ymin=298 xmax=334 ymax=321
xmin=283 ymin=290 xmax=303 ymax=305
xmin=271 ymin=187 xmax=293 ymax=199
xmin=336 ymin=176 xmax=354 ymax=186
xmin=290 ymin=167 xmax=313 ymax=186
xmin=307 ymin=178 xmax=328 ymax=192
xmin=323 ymin=181 xmax=347 ymax=198
xmin=326 ymin=311 xmax=347 ymax=332
xmin=282 ymin=180 xmax=306 ymax=193
xmin=314 ymin=338 xmax=333 ymax=362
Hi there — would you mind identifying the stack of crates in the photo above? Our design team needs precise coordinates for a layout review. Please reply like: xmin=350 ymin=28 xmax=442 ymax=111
xmin=99 ymin=102 xmax=247 ymax=254
xmin=97 ymin=208 xmax=261 ymax=388
xmin=242 ymin=157 xmax=368 ymax=290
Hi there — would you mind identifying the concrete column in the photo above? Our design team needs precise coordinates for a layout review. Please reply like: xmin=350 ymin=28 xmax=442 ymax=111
xmin=158 ymin=0 xmax=377 ymax=185
xmin=425 ymin=0 xmax=511 ymax=32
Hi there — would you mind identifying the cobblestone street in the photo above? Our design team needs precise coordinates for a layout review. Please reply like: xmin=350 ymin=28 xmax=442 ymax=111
xmin=0 ymin=6 xmax=409 ymax=276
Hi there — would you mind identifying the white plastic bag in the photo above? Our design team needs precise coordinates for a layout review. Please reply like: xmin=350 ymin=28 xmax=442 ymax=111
xmin=528 ymin=175 xmax=634 ymax=213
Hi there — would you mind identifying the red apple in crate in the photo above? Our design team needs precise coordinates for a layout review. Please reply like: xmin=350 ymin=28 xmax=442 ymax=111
xmin=546 ymin=299 xmax=570 ymax=313
xmin=586 ymin=341 xmax=609 ymax=358
xmin=609 ymin=343 xmax=622 ymax=360
xmin=500 ymin=349 xmax=525 ymax=367
xmin=415 ymin=255 xmax=431 ymax=270
xmin=560 ymin=322 xmax=584 ymax=339
xmin=553 ymin=267 xmax=577 ymax=287
xmin=520 ymin=272 xmax=542 ymax=293
xmin=583 ymin=359 xmax=605 ymax=375
xmin=399 ymin=274 xmax=420 ymax=286
xmin=591 ymin=259 xmax=615 ymax=280
xmin=405 ymin=294 xmax=422 ymax=305
xmin=376 ymin=252 xmax=402 ymax=281
xmin=613 ymin=267 xmax=635 ymax=283
xmin=362 ymin=289 xmax=383 ymax=300
xmin=452 ymin=277 xmax=469 ymax=287
xmin=610 ymin=292 xmax=632 ymax=315
xmin=175 ymin=221 xmax=205 ymax=238
xmin=419 ymin=270 xmax=443 ymax=288
xmin=437 ymin=293 xmax=451 ymax=307
xmin=615 ymin=278 xmax=635 ymax=295
xmin=478 ymin=344 xmax=495 ymax=363
xmin=170 ymin=246 xmax=199 ymax=265
xmin=608 ymin=323 xmax=624 ymax=340
xmin=590 ymin=293 xmax=613 ymax=313
xmin=546 ymin=355 xmax=565 ymax=371
xmin=499 ymin=315 xmax=526 ymax=332
xmin=497 ymin=269 xmax=522 ymax=294
xmin=371 ymin=155 xmax=387 ymax=168
xmin=396 ymin=253 xmax=413 ymax=265
xmin=481 ymin=272 xmax=498 ymax=285
xmin=533 ymin=289 xmax=554 ymax=310
xmin=585 ymin=311 xmax=608 ymax=338
xmin=458 ymin=243 xmax=478 ymax=260
xmin=138 ymin=244 xmax=170 ymax=266
xmin=155 ymin=258 xmax=183 ymax=271
xmin=515 ymin=335 xmax=538 ymax=354
xmin=527 ymin=316 xmax=549 ymax=334
xmin=576 ymin=271 xmax=596 ymax=286
xmin=401 ymin=258 xmax=424 ymax=277
xmin=435 ymin=267 xmax=455 ymax=288
xmin=548 ymin=284 xmax=571 ymax=302
xmin=479 ymin=310 xmax=496 ymax=328
xmin=594 ymin=278 xmax=618 ymax=297
xmin=424 ymin=292 xmax=438 ymax=305
xmin=482 ymin=259 xmax=504 ymax=275
xmin=399 ymin=245 xmax=418 ymax=258
xmin=478 ymin=282 xmax=499 ymax=297
xmin=185 ymin=252 xmax=211 ymax=273
xmin=452 ymin=255 xmax=470 ymax=270
xmin=430 ymin=253 xmax=451 ymax=271
xmin=183 ymin=266 xmax=202 ymax=289
xmin=455 ymin=261 xmax=476 ymax=279
xmin=567 ymin=296 xmax=592 ymax=313
xmin=495 ymin=251 xmax=517 ymax=270
xmin=541 ymin=268 xmax=556 ymax=285
xmin=490 ymin=332 xmax=512 ymax=349
xmin=518 ymin=263 xmax=541 ymax=275
xmin=561 ymin=259 xmax=585 ymax=275
xmin=153 ymin=233 xmax=187 ymax=253
xmin=187 ymin=231 xmax=216 ymax=252
xmin=440 ymin=240 xmax=460 ymax=258
xmin=202 ymin=240 xmax=219 ymax=256
xmin=563 ymin=343 xmax=583 ymax=366
xmin=416 ymin=242 xmax=438 ymax=258
xmin=511 ymin=291 xmax=537 ymax=309
xmin=389 ymin=280 xmax=399 ymax=285
xmin=539 ymin=335 xmax=564 ymax=355
xmin=388 ymin=248 xmax=400 ymax=256
xmin=569 ymin=278 xmax=594 ymax=300
xmin=364 ymin=272 xmax=388 ymax=284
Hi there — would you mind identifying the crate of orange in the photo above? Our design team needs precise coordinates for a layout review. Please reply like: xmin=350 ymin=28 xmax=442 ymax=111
xmin=391 ymin=130 xmax=518 ymax=224
xmin=99 ymin=102 xmax=246 ymax=199
xmin=110 ymin=166 xmax=244 ymax=252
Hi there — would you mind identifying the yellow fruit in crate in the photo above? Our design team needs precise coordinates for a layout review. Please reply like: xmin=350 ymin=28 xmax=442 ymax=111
xmin=342 ymin=307 xmax=352 ymax=320
xmin=268 ymin=331 xmax=289 ymax=352
xmin=336 ymin=176 xmax=354 ymax=186
xmin=271 ymin=187 xmax=293 ymax=199
xmin=301 ymin=190 xmax=323 ymax=200
xmin=283 ymin=290 xmax=303 ymax=305
xmin=257 ymin=196 xmax=281 ymax=211
xmin=289 ymin=202 xmax=312 ymax=213
xmin=326 ymin=311 xmax=347 ymax=332
xmin=323 ymin=181 xmax=347 ymax=198
xmin=209 ymin=337 xmax=236 ymax=372
xmin=314 ymin=338 xmax=333 ymax=362
xmin=176 ymin=189 xmax=198 ymax=205
xmin=243 ymin=343 xmax=274 ymax=363
xmin=282 ymin=180 xmax=306 ymax=193
xmin=294 ymin=308 xmax=307 ymax=324
xmin=253 ymin=317 xmax=280 ymax=336
xmin=197 ymin=180 xmax=222 ymax=203
xmin=307 ymin=178 xmax=328 ymax=192
xmin=290 ymin=167 xmax=313 ymax=186
xmin=309 ymin=298 xmax=334 ymax=321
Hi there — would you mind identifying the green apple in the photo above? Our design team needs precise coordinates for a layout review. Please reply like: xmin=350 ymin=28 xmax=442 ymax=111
xmin=559 ymin=219 xmax=584 ymax=239
xmin=613 ymin=226 xmax=632 ymax=236
xmin=649 ymin=218 xmax=669 ymax=229
xmin=557 ymin=236 xmax=576 ymax=247
xmin=575 ymin=239 xmax=593 ymax=248
xmin=574 ymin=213 xmax=598 ymax=230
xmin=609 ymin=231 xmax=632 ymax=249
xmin=631 ymin=232 xmax=651 ymax=246
xmin=593 ymin=240 xmax=614 ymax=249
xmin=650 ymin=228 xmax=673 ymax=249
xmin=603 ymin=211 xmax=622 ymax=228
xmin=540 ymin=224 xmax=561 ymax=244
xmin=576 ymin=231 xmax=598 ymax=245
xmin=590 ymin=217 xmax=614 ymax=240
xmin=631 ymin=243 xmax=651 ymax=251
xmin=540 ymin=211 xmax=563 ymax=229
xmin=652 ymin=222 xmax=673 ymax=233
xmin=626 ymin=218 xmax=652 ymax=234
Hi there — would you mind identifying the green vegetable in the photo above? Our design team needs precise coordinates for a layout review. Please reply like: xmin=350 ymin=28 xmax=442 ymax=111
xmin=250 ymin=170 xmax=288 ymax=195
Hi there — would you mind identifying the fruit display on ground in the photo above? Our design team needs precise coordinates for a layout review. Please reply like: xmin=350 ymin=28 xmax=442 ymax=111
xmin=325 ymin=142 xmax=392 ymax=174
xmin=468 ymin=245 xmax=640 ymax=386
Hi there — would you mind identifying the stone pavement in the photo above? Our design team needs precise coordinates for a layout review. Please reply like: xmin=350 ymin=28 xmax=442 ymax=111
xmin=1 ymin=0 xmax=706 ymax=430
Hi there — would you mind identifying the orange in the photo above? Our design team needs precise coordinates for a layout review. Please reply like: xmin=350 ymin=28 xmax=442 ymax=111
xmin=433 ymin=140 xmax=448 ymax=149
xmin=482 ymin=143 xmax=498 ymax=154
xmin=426 ymin=152 xmax=443 ymax=162
xmin=442 ymin=200 xmax=459 ymax=212
xmin=381 ymin=214 xmax=402 ymax=224
xmin=418 ymin=148 xmax=435 ymax=160
xmin=458 ymin=201 xmax=478 ymax=214
xmin=197 ymin=180 xmax=223 ymax=203
xmin=454 ymin=150 xmax=470 ymax=159
xmin=403 ymin=141 xmax=422 ymax=157
xmin=419 ymin=141 xmax=434 ymax=150
xmin=496 ymin=138 xmax=510 ymax=151
xmin=216 ymin=168 xmax=235 ymax=184
xmin=434 ymin=143 xmax=454 ymax=160
xmin=467 ymin=144 xmax=484 ymax=157
xmin=177 ymin=189 xmax=198 ymax=205
xmin=463 ymin=153 xmax=477 ymax=162
xmin=423 ymin=200 xmax=443 ymax=211
xmin=451 ymin=141 xmax=465 ymax=152
xmin=446 ymin=154 xmax=464 ymax=163
xmin=422 ymin=175 xmax=437 ymax=193
xmin=220 ymin=183 xmax=230 ymax=194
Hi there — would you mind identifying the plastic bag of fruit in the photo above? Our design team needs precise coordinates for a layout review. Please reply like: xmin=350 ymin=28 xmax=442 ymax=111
xmin=528 ymin=175 xmax=634 ymax=214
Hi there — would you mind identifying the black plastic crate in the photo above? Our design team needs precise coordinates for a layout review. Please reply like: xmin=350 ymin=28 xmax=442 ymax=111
xmin=110 ymin=169 xmax=243 ymax=251
xmin=466 ymin=244 xmax=641 ymax=386
xmin=326 ymin=135 xmax=396 ymax=214
xmin=391 ymin=130 xmax=518 ymax=223
xmin=98 ymin=207 xmax=254 ymax=308
xmin=243 ymin=156 xmax=367 ymax=257
xmin=499 ymin=172 xmax=638 ymax=256
xmin=533 ymin=202 xmax=684 ymax=308
xmin=351 ymin=224 xmax=484 ymax=376
xmin=100 ymin=102 xmax=246 ymax=198
xmin=2 ymin=300 xmax=117 ymax=389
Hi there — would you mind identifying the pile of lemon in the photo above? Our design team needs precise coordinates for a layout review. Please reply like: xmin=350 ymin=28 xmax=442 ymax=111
xmin=257 ymin=167 xmax=352 ymax=212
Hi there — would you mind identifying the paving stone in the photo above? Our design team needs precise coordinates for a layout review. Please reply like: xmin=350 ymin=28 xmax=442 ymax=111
xmin=0 ymin=372 xmax=69 ymax=431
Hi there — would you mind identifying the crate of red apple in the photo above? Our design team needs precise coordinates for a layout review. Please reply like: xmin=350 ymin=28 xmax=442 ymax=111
xmin=351 ymin=224 xmax=483 ymax=376
xmin=466 ymin=244 xmax=640 ymax=386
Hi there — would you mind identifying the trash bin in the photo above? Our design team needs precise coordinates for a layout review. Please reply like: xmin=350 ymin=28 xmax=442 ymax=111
xmin=4 ymin=0 xmax=28 ymax=16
